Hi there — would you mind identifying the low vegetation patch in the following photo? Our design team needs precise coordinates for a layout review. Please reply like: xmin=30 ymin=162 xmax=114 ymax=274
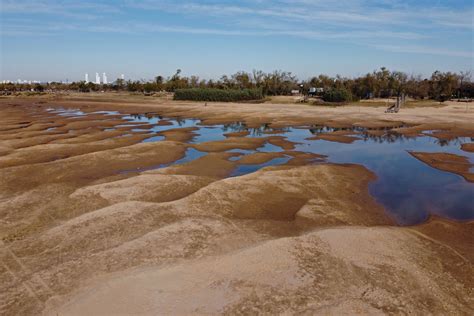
xmin=174 ymin=88 xmax=264 ymax=102
xmin=322 ymin=88 xmax=353 ymax=103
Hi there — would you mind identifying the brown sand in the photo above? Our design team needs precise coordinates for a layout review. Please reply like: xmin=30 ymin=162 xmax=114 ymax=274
xmin=224 ymin=131 xmax=249 ymax=137
xmin=306 ymin=130 xmax=360 ymax=144
xmin=158 ymin=127 xmax=199 ymax=142
xmin=284 ymin=151 xmax=326 ymax=165
xmin=410 ymin=152 xmax=474 ymax=183
xmin=153 ymin=152 xmax=239 ymax=178
xmin=0 ymin=97 xmax=473 ymax=315
xmin=237 ymin=152 xmax=286 ymax=164
xmin=192 ymin=136 xmax=269 ymax=152
xmin=39 ymin=94 xmax=474 ymax=131
xmin=461 ymin=143 xmax=474 ymax=153
xmin=267 ymin=136 xmax=298 ymax=150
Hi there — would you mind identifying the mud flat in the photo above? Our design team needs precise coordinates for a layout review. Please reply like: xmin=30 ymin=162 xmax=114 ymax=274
xmin=0 ymin=97 xmax=473 ymax=315
xmin=40 ymin=93 xmax=474 ymax=130
xmin=462 ymin=143 xmax=474 ymax=153
xmin=410 ymin=152 xmax=474 ymax=183
xmin=306 ymin=130 xmax=360 ymax=144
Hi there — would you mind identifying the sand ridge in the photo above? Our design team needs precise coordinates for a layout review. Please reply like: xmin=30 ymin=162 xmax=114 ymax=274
xmin=409 ymin=152 xmax=474 ymax=183
xmin=0 ymin=98 xmax=472 ymax=315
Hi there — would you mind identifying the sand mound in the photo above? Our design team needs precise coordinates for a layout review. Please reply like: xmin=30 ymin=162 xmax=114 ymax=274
xmin=1 ymin=101 xmax=472 ymax=316
xmin=71 ymin=174 xmax=215 ymax=203
xmin=43 ymin=226 xmax=473 ymax=315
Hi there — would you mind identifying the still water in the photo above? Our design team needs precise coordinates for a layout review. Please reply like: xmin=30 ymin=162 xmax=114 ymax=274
xmin=48 ymin=108 xmax=474 ymax=225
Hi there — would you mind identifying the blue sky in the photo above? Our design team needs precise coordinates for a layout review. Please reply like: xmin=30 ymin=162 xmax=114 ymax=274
xmin=1 ymin=0 xmax=473 ymax=82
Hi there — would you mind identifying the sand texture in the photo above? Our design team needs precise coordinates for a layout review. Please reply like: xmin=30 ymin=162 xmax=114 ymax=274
xmin=0 ymin=97 xmax=472 ymax=315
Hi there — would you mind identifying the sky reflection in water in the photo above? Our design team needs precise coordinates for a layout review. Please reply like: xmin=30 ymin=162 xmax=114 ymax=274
xmin=53 ymin=108 xmax=474 ymax=225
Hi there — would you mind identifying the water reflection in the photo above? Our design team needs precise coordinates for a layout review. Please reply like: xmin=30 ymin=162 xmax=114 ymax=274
xmin=222 ymin=122 xmax=289 ymax=136
xmin=49 ymin=108 xmax=474 ymax=225
xmin=231 ymin=157 xmax=291 ymax=177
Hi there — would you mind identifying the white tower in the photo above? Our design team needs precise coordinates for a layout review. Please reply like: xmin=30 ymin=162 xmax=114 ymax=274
xmin=85 ymin=73 xmax=89 ymax=83
xmin=121 ymin=74 xmax=125 ymax=80
xmin=95 ymin=72 xmax=101 ymax=84
xmin=102 ymin=72 xmax=108 ymax=85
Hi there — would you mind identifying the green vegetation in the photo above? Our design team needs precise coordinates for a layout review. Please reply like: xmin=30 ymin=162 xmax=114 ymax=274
xmin=307 ymin=68 xmax=472 ymax=101
xmin=322 ymin=88 xmax=352 ymax=103
xmin=2 ymin=68 xmax=473 ymax=103
xmin=174 ymin=88 xmax=264 ymax=102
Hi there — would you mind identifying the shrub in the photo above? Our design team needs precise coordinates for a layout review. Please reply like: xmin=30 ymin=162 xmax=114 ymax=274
xmin=322 ymin=88 xmax=352 ymax=103
xmin=34 ymin=84 xmax=44 ymax=92
xmin=174 ymin=88 xmax=264 ymax=102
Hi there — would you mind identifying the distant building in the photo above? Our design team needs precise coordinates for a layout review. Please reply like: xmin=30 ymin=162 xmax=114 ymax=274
xmin=85 ymin=73 xmax=89 ymax=83
xmin=308 ymin=87 xmax=324 ymax=96
xmin=13 ymin=79 xmax=40 ymax=84
xmin=95 ymin=73 xmax=101 ymax=84
xmin=121 ymin=74 xmax=125 ymax=80
xmin=102 ymin=73 xmax=108 ymax=85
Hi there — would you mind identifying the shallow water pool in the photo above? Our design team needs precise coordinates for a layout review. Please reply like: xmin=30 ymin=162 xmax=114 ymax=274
xmin=51 ymin=108 xmax=474 ymax=225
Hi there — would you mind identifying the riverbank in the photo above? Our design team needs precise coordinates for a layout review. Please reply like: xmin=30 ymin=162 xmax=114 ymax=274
xmin=9 ymin=92 xmax=474 ymax=126
xmin=0 ymin=96 xmax=472 ymax=315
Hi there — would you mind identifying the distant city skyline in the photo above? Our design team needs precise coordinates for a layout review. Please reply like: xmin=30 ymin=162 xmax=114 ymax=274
xmin=1 ymin=0 xmax=473 ymax=81
xmin=1 ymin=71 xmax=118 ymax=84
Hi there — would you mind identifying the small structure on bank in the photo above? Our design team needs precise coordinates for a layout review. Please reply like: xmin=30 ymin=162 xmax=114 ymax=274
xmin=385 ymin=94 xmax=406 ymax=113
xmin=308 ymin=87 xmax=324 ymax=97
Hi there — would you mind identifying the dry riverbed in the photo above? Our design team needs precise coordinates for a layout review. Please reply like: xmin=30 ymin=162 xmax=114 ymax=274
xmin=0 ymin=96 xmax=473 ymax=315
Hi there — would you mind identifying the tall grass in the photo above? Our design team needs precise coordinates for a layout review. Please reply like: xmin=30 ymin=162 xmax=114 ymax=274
xmin=174 ymin=88 xmax=264 ymax=102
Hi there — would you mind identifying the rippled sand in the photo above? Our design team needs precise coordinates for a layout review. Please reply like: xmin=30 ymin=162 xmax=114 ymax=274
xmin=0 ymin=97 xmax=473 ymax=315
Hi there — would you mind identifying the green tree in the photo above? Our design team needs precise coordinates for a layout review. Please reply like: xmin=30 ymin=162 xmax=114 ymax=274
xmin=429 ymin=71 xmax=459 ymax=101
xmin=390 ymin=71 xmax=408 ymax=97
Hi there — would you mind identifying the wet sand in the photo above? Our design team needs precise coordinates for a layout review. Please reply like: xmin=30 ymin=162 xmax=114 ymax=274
xmin=410 ymin=152 xmax=474 ymax=183
xmin=462 ymin=143 xmax=474 ymax=153
xmin=0 ymin=96 xmax=473 ymax=315
xmin=306 ymin=130 xmax=360 ymax=144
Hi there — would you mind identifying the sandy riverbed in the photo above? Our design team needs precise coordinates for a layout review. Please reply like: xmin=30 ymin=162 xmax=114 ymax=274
xmin=0 ymin=95 xmax=473 ymax=315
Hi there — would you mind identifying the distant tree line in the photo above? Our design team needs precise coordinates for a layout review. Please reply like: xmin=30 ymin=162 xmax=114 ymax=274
xmin=2 ymin=68 xmax=473 ymax=102
xmin=174 ymin=88 xmax=264 ymax=102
